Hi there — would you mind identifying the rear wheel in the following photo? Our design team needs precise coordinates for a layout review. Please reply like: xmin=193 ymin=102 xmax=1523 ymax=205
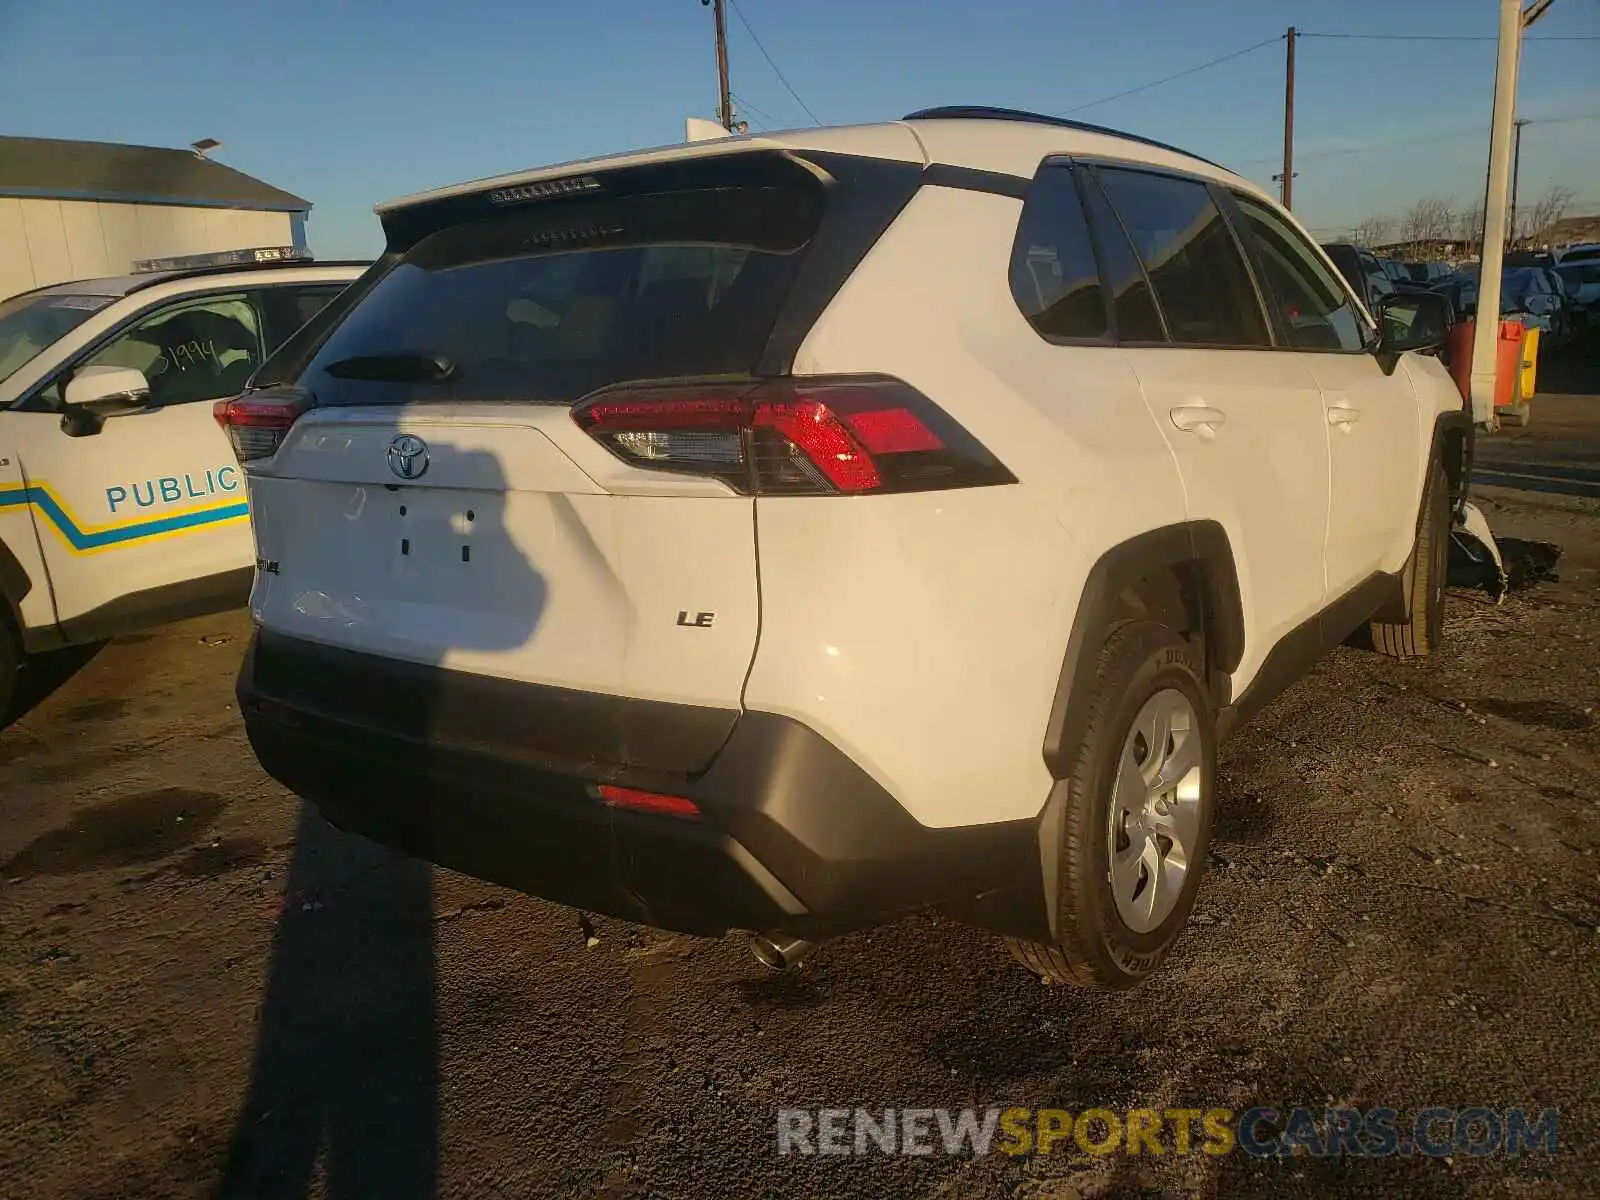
xmin=1006 ymin=620 xmax=1216 ymax=988
xmin=1370 ymin=459 xmax=1449 ymax=659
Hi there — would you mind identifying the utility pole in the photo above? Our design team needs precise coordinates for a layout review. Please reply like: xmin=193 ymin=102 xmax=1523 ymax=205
xmin=708 ymin=0 xmax=733 ymax=131
xmin=1509 ymin=118 xmax=1528 ymax=245
xmin=1470 ymin=0 xmax=1554 ymax=428
xmin=1281 ymin=26 xmax=1296 ymax=209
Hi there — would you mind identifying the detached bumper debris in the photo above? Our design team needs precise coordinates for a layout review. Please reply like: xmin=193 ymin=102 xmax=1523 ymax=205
xmin=1449 ymin=503 xmax=1508 ymax=602
xmin=1447 ymin=502 xmax=1562 ymax=602
xmin=1496 ymin=537 xmax=1563 ymax=591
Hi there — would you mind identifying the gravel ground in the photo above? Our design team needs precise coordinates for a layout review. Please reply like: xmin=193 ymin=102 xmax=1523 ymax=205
xmin=1 ymin=386 xmax=1596 ymax=1200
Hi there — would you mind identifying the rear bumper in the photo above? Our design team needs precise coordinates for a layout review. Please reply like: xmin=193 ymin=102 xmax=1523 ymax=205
xmin=237 ymin=630 xmax=1045 ymax=939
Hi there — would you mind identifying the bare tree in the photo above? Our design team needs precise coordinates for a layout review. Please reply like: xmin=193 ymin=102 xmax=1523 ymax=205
xmin=1456 ymin=202 xmax=1485 ymax=254
xmin=1518 ymin=184 xmax=1577 ymax=244
xmin=1400 ymin=196 xmax=1456 ymax=248
xmin=1350 ymin=214 xmax=1394 ymax=247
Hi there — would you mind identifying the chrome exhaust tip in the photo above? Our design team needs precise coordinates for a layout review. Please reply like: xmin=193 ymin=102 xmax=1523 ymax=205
xmin=748 ymin=932 xmax=813 ymax=972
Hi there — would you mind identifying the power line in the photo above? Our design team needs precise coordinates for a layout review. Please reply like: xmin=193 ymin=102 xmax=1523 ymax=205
xmin=1300 ymin=31 xmax=1600 ymax=42
xmin=730 ymin=91 xmax=779 ymax=130
xmin=1059 ymin=34 xmax=1283 ymax=115
xmin=727 ymin=0 xmax=821 ymax=125
xmin=1237 ymin=111 xmax=1600 ymax=167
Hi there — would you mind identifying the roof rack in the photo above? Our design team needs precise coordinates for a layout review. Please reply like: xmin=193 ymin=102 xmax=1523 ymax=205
xmin=901 ymin=106 xmax=1221 ymax=169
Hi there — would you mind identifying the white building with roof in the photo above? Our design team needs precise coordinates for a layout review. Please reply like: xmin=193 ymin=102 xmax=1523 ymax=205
xmin=0 ymin=135 xmax=311 ymax=302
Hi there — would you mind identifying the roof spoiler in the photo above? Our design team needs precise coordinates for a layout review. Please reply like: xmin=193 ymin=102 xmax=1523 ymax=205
xmin=686 ymin=117 xmax=732 ymax=143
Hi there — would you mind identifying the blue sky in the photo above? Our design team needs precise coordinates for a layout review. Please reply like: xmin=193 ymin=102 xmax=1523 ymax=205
xmin=2 ymin=0 xmax=1597 ymax=257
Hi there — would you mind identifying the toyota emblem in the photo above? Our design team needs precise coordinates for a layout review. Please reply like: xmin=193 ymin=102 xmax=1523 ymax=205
xmin=387 ymin=433 xmax=429 ymax=480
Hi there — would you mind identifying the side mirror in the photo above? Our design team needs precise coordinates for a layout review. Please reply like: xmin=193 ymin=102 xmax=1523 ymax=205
xmin=60 ymin=365 xmax=151 ymax=437
xmin=1377 ymin=292 xmax=1451 ymax=359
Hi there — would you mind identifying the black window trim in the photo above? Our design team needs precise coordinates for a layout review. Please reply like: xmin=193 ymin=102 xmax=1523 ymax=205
xmin=1215 ymin=187 xmax=1380 ymax=357
xmin=1008 ymin=161 xmax=1118 ymax=348
xmin=1076 ymin=165 xmax=1169 ymax=344
xmin=1064 ymin=156 xmax=1280 ymax=353
xmin=12 ymin=284 xmax=280 ymax=413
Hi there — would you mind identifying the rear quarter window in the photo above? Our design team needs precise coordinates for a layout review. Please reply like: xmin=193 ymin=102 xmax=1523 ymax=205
xmin=1009 ymin=166 xmax=1108 ymax=341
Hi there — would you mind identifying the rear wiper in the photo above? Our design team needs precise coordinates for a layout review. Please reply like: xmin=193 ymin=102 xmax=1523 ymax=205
xmin=321 ymin=352 xmax=456 ymax=382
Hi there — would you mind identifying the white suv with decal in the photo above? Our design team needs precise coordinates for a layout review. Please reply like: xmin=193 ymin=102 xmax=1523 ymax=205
xmin=0 ymin=249 xmax=363 ymax=717
xmin=229 ymin=110 xmax=1468 ymax=987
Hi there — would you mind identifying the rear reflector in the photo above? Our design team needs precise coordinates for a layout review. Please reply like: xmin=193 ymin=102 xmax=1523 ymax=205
xmin=213 ymin=388 xmax=311 ymax=463
xmin=597 ymin=784 xmax=702 ymax=819
xmin=573 ymin=375 xmax=1013 ymax=496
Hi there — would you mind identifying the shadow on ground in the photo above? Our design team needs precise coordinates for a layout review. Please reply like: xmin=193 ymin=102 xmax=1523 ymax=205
xmin=2 ymin=642 xmax=103 ymax=729
xmin=215 ymin=804 xmax=439 ymax=1200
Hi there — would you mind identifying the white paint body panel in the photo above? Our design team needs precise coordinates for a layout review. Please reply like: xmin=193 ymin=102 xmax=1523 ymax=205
xmin=749 ymin=186 xmax=1186 ymax=827
xmin=0 ymin=265 xmax=362 ymax=641
xmin=248 ymin=407 xmax=759 ymax=708
xmin=1305 ymin=351 xmax=1425 ymax=594
xmin=1126 ymin=347 xmax=1329 ymax=692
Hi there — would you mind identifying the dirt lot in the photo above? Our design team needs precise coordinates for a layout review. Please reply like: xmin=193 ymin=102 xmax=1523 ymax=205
xmin=1 ymin=384 xmax=1597 ymax=1199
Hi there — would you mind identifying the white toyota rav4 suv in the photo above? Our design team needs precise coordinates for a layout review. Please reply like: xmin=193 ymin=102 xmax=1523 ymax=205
xmin=230 ymin=109 xmax=1468 ymax=987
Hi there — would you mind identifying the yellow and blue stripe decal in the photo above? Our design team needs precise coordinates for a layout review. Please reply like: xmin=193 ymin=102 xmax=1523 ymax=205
xmin=0 ymin=481 xmax=249 ymax=555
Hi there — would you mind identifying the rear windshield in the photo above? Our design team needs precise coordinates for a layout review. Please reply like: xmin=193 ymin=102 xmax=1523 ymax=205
xmin=301 ymin=184 xmax=823 ymax=406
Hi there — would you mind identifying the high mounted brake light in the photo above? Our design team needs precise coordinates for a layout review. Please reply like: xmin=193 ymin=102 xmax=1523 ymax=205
xmin=573 ymin=376 xmax=1015 ymax=496
xmin=213 ymin=389 xmax=311 ymax=463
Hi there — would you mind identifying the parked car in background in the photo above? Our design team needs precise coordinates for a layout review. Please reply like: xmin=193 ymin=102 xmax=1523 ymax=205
xmin=1556 ymin=262 xmax=1600 ymax=308
xmin=1405 ymin=261 xmax=1457 ymax=287
xmin=1556 ymin=261 xmax=1600 ymax=338
xmin=1440 ymin=264 xmax=1570 ymax=346
xmin=1557 ymin=242 xmax=1600 ymax=266
xmin=1380 ymin=257 xmax=1414 ymax=287
xmin=0 ymin=248 xmax=364 ymax=717
xmin=1321 ymin=242 xmax=1394 ymax=310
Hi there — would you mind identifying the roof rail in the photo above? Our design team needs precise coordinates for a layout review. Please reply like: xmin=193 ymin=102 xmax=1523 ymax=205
xmin=901 ymin=106 xmax=1222 ymax=169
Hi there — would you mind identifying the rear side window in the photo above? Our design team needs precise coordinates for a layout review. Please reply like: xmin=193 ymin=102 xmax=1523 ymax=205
xmin=1231 ymin=195 xmax=1368 ymax=352
xmin=1094 ymin=167 xmax=1270 ymax=347
xmin=302 ymin=183 xmax=823 ymax=406
xmin=1077 ymin=173 xmax=1166 ymax=342
xmin=1009 ymin=166 xmax=1108 ymax=341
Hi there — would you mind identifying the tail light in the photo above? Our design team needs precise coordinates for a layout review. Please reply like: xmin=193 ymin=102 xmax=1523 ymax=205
xmin=597 ymin=784 xmax=701 ymax=819
xmin=213 ymin=388 xmax=310 ymax=463
xmin=572 ymin=376 xmax=1015 ymax=496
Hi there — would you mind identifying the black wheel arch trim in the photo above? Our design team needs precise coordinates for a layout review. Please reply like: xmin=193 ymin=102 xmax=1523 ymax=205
xmin=1041 ymin=520 xmax=1243 ymax=782
xmin=1430 ymin=407 xmax=1473 ymax=508
xmin=1034 ymin=521 xmax=1242 ymax=946
xmin=0 ymin=538 xmax=32 ymax=638
xmin=1375 ymin=408 xmax=1471 ymax=623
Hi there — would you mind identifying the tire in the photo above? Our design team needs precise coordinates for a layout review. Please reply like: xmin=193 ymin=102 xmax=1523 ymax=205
xmin=0 ymin=615 xmax=18 ymax=728
xmin=1500 ymin=401 xmax=1531 ymax=427
xmin=1369 ymin=459 xmax=1449 ymax=659
xmin=1005 ymin=620 xmax=1216 ymax=988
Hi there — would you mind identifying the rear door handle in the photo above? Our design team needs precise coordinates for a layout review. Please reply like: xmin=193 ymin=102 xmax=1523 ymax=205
xmin=1169 ymin=405 xmax=1227 ymax=435
xmin=1327 ymin=404 xmax=1362 ymax=428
